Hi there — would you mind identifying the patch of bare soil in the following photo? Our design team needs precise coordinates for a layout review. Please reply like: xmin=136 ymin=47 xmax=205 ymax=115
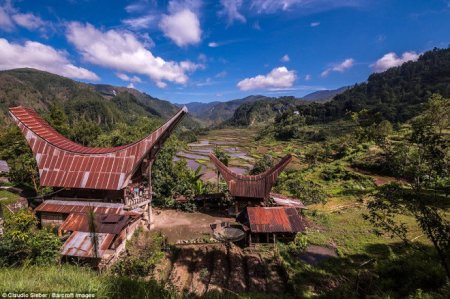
xmin=162 ymin=244 xmax=289 ymax=297
xmin=227 ymin=244 xmax=246 ymax=293
xmin=152 ymin=209 xmax=232 ymax=243
xmin=188 ymin=246 xmax=212 ymax=296
xmin=207 ymin=244 xmax=229 ymax=293
xmin=246 ymin=253 xmax=267 ymax=292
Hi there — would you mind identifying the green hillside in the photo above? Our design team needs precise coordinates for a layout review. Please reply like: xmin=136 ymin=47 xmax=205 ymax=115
xmin=295 ymin=47 xmax=450 ymax=124
xmin=224 ymin=47 xmax=450 ymax=130
xmin=0 ymin=68 xmax=198 ymax=129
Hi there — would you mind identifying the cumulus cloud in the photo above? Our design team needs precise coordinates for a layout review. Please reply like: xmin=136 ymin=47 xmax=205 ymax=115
xmin=281 ymin=54 xmax=290 ymax=62
xmin=66 ymin=22 xmax=203 ymax=87
xmin=208 ymin=42 xmax=219 ymax=48
xmin=321 ymin=58 xmax=354 ymax=77
xmin=237 ymin=66 xmax=296 ymax=91
xmin=371 ymin=51 xmax=419 ymax=72
xmin=159 ymin=9 xmax=201 ymax=46
xmin=219 ymin=0 xmax=246 ymax=25
xmin=0 ymin=38 xmax=99 ymax=80
xmin=127 ymin=82 xmax=135 ymax=89
xmin=116 ymin=73 xmax=142 ymax=83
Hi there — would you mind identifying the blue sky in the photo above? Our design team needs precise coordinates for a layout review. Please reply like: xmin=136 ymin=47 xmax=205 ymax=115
xmin=0 ymin=0 xmax=449 ymax=104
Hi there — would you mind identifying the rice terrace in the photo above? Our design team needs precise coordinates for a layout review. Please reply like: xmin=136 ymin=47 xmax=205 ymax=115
xmin=0 ymin=1 xmax=449 ymax=298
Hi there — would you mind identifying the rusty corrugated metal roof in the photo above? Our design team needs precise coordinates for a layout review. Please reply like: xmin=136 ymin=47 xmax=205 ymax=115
xmin=35 ymin=200 xmax=124 ymax=215
xmin=209 ymin=154 xmax=292 ymax=199
xmin=270 ymin=192 xmax=307 ymax=209
xmin=244 ymin=207 xmax=305 ymax=233
xmin=61 ymin=231 xmax=115 ymax=258
xmin=9 ymin=105 xmax=187 ymax=190
xmin=59 ymin=213 xmax=133 ymax=234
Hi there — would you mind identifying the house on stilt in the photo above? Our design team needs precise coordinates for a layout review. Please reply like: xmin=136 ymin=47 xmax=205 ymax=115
xmin=209 ymin=153 xmax=307 ymax=244
xmin=9 ymin=105 xmax=187 ymax=265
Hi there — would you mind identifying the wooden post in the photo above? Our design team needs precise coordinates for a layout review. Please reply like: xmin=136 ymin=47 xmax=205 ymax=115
xmin=147 ymin=159 xmax=153 ymax=229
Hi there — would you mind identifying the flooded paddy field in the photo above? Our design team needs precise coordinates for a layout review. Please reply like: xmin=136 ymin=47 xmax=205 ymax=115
xmin=174 ymin=128 xmax=259 ymax=181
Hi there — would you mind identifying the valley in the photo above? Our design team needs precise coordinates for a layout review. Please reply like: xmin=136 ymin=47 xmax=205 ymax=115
xmin=0 ymin=47 xmax=449 ymax=298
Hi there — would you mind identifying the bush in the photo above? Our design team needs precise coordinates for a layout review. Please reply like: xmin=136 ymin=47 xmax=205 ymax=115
xmin=288 ymin=234 xmax=308 ymax=254
xmin=111 ymin=229 xmax=166 ymax=278
xmin=0 ymin=209 xmax=61 ymax=266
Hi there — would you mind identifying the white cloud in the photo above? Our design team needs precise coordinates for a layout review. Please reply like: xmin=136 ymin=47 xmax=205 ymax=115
xmin=250 ymin=0 xmax=361 ymax=14
xmin=215 ymin=71 xmax=227 ymax=78
xmin=127 ymin=82 xmax=135 ymax=89
xmin=159 ymin=9 xmax=201 ymax=47
xmin=66 ymin=22 xmax=202 ymax=87
xmin=116 ymin=73 xmax=142 ymax=83
xmin=371 ymin=51 xmax=419 ymax=72
xmin=12 ymin=13 xmax=46 ymax=30
xmin=321 ymin=58 xmax=354 ymax=77
xmin=304 ymin=74 xmax=312 ymax=81
xmin=281 ymin=54 xmax=290 ymax=62
xmin=237 ymin=66 xmax=296 ymax=91
xmin=219 ymin=0 xmax=246 ymax=25
xmin=125 ymin=0 xmax=155 ymax=13
xmin=122 ymin=15 xmax=155 ymax=29
xmin=0 ymin=38 xmax=99 ymax=80
xmin=0 ymin=2 xmax=50 ymax=33
xmin=310 ymin=21 xmax=320 ymax=27
xmin=0 ymin=7 xmax=14 ymax=31
xmin=208 ymin=42 xmax=219 ymax=48
xmin=168 ymin=0 xmax=202 ymax=14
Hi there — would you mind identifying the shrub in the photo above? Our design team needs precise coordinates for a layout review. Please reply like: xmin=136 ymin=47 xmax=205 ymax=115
xmin=0 ymin=209 xmax=61 ymax=266
xmin=111 ymin=230 xmax=166 ymax=278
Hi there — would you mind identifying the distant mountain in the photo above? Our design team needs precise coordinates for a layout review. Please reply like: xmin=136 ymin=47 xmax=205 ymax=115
xmin=276 ymin=47 xmax=450 ymax=125
xmin=223 ymin=97 xmax=308 ymax=127
xmin=183 ymin=95 xmax=272 ymax=125
xmin=0 ymin=68 xmax=198 ymax=129
xmin=184 ymin=88 xmax=347 ymax=125
xmin=302 ymin=86 xmax=349 ymax=102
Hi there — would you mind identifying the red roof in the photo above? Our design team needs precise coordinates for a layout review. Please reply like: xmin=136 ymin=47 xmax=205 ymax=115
xmin=59 ymin=213 xmax=134 ymax=235
xmin=61 ymin=231 xmax=115 ymax=258
xmin=9 ymin=106 xmax=187 ymax=190
xmin=34 ymin=200 xmax=124 ymax=215
xmin=209 ymin=154 xmax=292 ymax=199
xmin=239 ymin=207 xmax=305 ymax=233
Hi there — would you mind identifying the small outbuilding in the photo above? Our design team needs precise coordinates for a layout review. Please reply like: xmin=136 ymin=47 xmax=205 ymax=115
xmin=237 ymin=206 xmax=306 ymax=244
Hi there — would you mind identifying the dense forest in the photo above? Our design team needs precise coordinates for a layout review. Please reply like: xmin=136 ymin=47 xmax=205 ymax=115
xmin=225 ymin=47 xmax=450 ymax=130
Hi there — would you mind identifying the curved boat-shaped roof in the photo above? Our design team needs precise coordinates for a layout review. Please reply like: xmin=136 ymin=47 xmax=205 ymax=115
xmin=9 ymin=105 xmax=187 ymax=190
xmin=209 ymin=153 xmax=292 ymax=199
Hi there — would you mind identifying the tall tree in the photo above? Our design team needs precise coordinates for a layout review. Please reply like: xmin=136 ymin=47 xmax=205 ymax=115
xmin=365 ymin=94 xmax=450 ymax=279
